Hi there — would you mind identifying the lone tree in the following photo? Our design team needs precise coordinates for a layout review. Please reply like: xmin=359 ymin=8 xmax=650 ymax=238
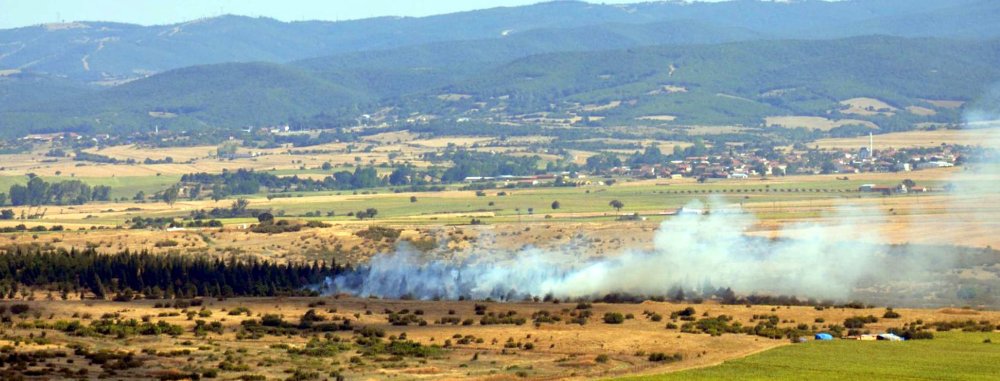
xmin=233 ymin=198 xmax=250 ymax=213
xmin=257 ymin=212 xmax=275 ymax=224
xmin=609 ymin=199 xmax=624 ymax=212
xmin=356 ymin=208 xmax=379 ymax=220
xmin=551 ymin=200 xmax=560 ymax=210
xmin=161 ymin=185 xmax=180 ymax=206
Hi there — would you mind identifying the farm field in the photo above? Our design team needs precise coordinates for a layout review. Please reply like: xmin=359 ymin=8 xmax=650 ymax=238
xmin=1 ymin=166 xmax=997 ymax=264
xmin=764 ymin=116 xmax=878 ymax=131
xmin=617 ymin=331 xmax=1000 ymax=381
xmin=0 ymin=116 xmax=996 ymax=381
xmin=809 ymin=128 xmax=1000 ymax=149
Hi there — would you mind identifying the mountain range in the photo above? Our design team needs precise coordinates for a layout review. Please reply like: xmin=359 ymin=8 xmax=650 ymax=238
xmin=1 ymin=0 xmax=999 ymax=139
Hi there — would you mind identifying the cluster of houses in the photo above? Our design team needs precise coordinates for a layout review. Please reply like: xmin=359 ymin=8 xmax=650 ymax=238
xmin=609 ymin=155 xmax=785 ymax=180
xmin=829 ymin=145 xmax=958 ymax=174
xmin=461 ymin=141 xmax=964 ymax=190
xmin=601 ymin=143 xmax=963 ymax=181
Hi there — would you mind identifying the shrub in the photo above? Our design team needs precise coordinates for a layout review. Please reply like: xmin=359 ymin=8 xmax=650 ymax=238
xmin=648 ymin=352 xmax=683 ymax=363
xmin=603 ymin=312 xmax=625 ymax=324
xmin=355 ymin=226 xmax=401 ymax=241
xmin=844 ymin=315 xmax=878 ymax=329
xmin=154 ymin=239 xmax=179 ymax=248
xmin=883 ymin=309 xmax=901 ymax=319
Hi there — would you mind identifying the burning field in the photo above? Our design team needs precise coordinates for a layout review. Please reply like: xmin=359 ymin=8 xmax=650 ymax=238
xmin=325 ymin=199 xmax=1000 ymax=308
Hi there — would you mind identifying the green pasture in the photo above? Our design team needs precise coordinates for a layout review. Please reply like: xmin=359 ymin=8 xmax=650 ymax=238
xmin=615 ymin=332 xmax=1000 ymax=381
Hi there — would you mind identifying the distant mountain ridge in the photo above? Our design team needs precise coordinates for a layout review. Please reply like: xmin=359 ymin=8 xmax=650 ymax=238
xmin=1 ymin=0 xmax=999 ymax=139
xmin=4 ymin=36 xmax=997 ymax=138
xmin=1 ymin=0 xmax=996 ymax=83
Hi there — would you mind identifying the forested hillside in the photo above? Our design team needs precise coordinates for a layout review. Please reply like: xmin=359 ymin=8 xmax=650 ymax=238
xmin=437 ymin=37 xmax=1000 ymax=126
xmin=1 ymin=0 xmax=999 ymax=141
xmin=4 ymin=36 xmax=996 ymax=138
xmin=1 ymin=0 xmax=996 ymax=83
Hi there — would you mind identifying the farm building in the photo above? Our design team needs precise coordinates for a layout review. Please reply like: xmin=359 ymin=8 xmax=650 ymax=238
xmin=877 ymin=333 xmax=905 ymax=341
xmin=915 ymin=161 xmax=954 ymax=169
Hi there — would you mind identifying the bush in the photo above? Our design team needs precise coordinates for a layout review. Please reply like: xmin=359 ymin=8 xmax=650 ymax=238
xmin=648 ymin=352 xmax=683 ymax=363
xmin=10 ymin=304 xmax=30 ymax=314
xmin=844 ymin=315 xmax=878 ymax=329
xmin=154 ymin=239 xmax=179 ymax=248
xmin=355 ymin=226 xmax=401 ymax=241
xmin=883 ymin=309 xmax=901 ymax=319
xmin=603 ymin=312 xmax=625 ymax=324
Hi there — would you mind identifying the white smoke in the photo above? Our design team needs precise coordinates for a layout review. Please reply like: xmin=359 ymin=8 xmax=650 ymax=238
xmin=321 ymin=85 xmax=1000 ymax=305
xmin=325 ymin=199 xmax=894 ymax=301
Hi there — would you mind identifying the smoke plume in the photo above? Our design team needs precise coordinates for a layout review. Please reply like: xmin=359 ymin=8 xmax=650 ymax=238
xmin=325 ymin=200 xmax=898 ymax=301
xmin=323 ymin=87 xmax=1000 ymax=304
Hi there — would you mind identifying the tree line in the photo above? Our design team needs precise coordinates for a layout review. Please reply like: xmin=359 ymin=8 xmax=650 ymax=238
xmin=181 ymin=167 xmax=389 ymax=198
xmin=2 ymin=176 xmax=111 ymax=206
xmin=0 ymin=247 xmax=342 ymax=300
xmin=423 ymin=149 xmax=541 ymax=182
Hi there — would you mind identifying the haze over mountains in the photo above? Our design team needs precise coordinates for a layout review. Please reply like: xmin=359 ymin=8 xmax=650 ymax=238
xmin=1 ymin=0 xmax=999 ymax=138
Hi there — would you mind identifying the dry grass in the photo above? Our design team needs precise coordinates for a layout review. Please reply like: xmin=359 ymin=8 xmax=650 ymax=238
xmin=905 ymin=106 xmax=937 ymax=116
xmin=809 ymin=128 xmax=1000 ymax=149
xmin=838 ymin=97 xmax=897 ymax=116
xmin=765 ymin=116 xmax=878 ymax=131
xmin=582 ymin=100 xmax=622 ymax=112
xmin=7 ymin=296 xmax=994 ymax=380
xmin=409 ymin=137 xmax=494 ymax=148
xmin=684 ymin=125 xmax=755 ymax=135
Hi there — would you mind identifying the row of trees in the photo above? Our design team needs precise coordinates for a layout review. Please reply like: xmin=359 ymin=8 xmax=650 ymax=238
xmin=0 ymin=247 xmax=342 ymax=299
xmin=181 ymin=167 xmax=389 ymax=198
xmin=425 ymin=150 xmax=542 ymax=182
xmin=2 ymin=176 xmax=111 ymax=206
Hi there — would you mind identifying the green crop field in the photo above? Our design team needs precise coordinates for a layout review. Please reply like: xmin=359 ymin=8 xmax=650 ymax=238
xmin=260 ymin=180 xmax=900 ymax=223
xmin=615 ymin=332 xmax=1000 ymax=381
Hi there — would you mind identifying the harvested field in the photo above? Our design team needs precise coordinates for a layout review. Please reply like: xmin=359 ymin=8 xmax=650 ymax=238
xmin=765 ymin=116 xmax=878 ymax=131
xmin=838 ymin=97 xmax=897 ymax=116
xmin=809 ymin=128 xmax=1000 ymax=149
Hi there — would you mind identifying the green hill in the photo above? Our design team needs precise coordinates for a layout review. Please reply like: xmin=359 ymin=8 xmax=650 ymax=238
xmin=2 ymin=36 xmax=998 ymax=138
xmin=2 ymin=63 xmax=370 ymax=136
xmin=437 ymin=36 xmax=1000 ymax=127
xmin=2 ymin=0 xmax=997 ymax=84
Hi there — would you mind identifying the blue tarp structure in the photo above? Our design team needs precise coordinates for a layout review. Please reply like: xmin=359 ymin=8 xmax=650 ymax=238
xmin=814 ymin=333 xmax=834 ymax=340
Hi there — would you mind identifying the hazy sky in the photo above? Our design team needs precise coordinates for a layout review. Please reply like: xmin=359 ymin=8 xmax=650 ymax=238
xmin=0 ymin=0 xmax=706 ymax=29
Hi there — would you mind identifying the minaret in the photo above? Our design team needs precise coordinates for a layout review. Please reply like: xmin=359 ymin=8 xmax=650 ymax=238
xmin=869 ymin=132 xmax=874 ymax=159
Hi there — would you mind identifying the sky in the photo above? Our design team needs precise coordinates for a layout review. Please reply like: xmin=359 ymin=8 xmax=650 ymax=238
xmin=0 ymin=0 xmax=704 ymax=29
